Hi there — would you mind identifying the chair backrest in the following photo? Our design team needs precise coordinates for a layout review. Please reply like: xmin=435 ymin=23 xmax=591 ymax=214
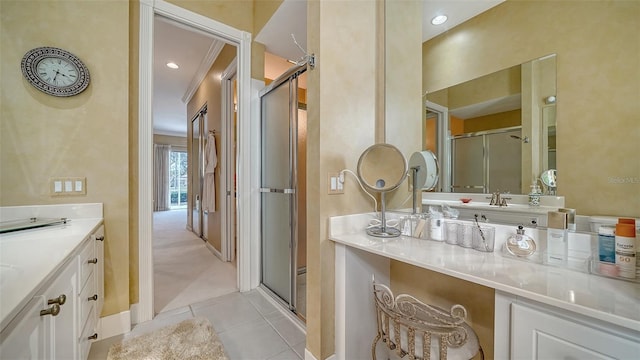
xmin=372 ymin=281 xmax=478 ymax=360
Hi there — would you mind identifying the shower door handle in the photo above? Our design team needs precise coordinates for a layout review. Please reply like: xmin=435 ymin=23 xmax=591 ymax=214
xmin=260 ymin=188 xmax=295 ymax=194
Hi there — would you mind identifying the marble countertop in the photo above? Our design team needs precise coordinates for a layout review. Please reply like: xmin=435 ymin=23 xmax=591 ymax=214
xmin=0 ymin=204 xmax=103 ymax=330
xmin=329 ymin=213 xmax=640 ymax=332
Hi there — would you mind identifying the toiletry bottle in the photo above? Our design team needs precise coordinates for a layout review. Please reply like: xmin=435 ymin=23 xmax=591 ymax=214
xmin=544 ymin=211 xmax=568 ymax=266
xmin=528 ymin=180 xmax=541 ymax=206
xmin=505 ymin=225 xmax=536 ymax=257
xmin=617 ymin=218 xmax=639 ymax=278
xmin=615 ymin=223 xmax=636 ymax=279
xmin=597 ymin=225 xmax=617 ymax=276
xmin=430 ymin=215 xmax=444 ymax=241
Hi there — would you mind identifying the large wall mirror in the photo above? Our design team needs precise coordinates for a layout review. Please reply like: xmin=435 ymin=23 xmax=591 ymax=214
xmin=424 ymin=54 xmax=557 ymax=195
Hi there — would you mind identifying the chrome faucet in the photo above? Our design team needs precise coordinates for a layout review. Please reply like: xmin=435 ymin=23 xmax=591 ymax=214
xmin=488 ymin=191 xmax=511 ymax=207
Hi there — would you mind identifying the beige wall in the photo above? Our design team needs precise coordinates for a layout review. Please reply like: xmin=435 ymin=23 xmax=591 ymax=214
xmin=167 ymin=0 xmax=254 ymax=33
xmin=391 ymin=262 xmax=495 ymax=359
xmin=0 ymin=1 xmax=130 ymax=316
xmin=448 ymin=65 xmax=521 ymax=110
xmin=423 ymin=0 xmax=640 ymax=217
xmin=464 ymin=109 xmax=522 ymax=133
xmin=307 ymin=1 xmax=377 ymax=356
xmin=129 ymin=0 xmax=141 ymax=307
xmin=187 ymin=44 xmax=236 ymax=252
xmin=167 ymin=0 xmax=273 ymax=80
xmin=306 ymin=0 xmax=423 ymax=358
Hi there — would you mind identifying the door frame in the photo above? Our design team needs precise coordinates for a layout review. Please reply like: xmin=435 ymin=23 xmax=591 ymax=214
xmin=425 ymin=101 xmax=451 ymax=192
xmin=138 ymin=0 xmax=254 ymax=323
xmin=221 ymin=59 xmax=237 ymax=262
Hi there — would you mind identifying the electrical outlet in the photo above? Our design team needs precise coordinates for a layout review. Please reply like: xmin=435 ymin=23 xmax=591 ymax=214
xmin=328 ymin=173 xmax=344 ymax=195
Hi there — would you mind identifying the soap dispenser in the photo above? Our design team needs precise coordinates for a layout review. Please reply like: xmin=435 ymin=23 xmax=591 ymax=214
xmin=504 ymin=225 xmax=537 ymax=257
xmin=528 ymin=179 xmax=542 ymax=206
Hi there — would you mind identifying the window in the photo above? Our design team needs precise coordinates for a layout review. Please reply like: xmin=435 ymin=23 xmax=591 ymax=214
xmin=169 ymin=150 xmax=188 ymax=208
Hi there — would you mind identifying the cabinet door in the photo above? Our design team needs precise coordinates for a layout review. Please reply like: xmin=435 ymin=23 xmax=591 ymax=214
xmin=511 ymin=302 xmax=640 ymax=359
xmin=0 ymin=296 xmax=50 ymax=359
xmin=45 ymin=259 xmax=78 ymax=360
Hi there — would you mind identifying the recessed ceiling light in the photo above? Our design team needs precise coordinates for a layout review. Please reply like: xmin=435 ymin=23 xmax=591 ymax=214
xmin=166 ymin=62 xmax=179 ymax=69
xmin=431 ymin=15 xmax=448 ymax=25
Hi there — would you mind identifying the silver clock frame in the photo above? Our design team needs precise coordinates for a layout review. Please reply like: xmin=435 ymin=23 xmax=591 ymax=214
xmin=21 ymin=46 xmax=90 ymax=97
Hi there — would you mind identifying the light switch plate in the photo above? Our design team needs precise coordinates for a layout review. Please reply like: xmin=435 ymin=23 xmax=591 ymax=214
xmin=328 ymin=173 xmax=344 ymax=195
xmin=50 ymin=177 xmax=86 ymax=196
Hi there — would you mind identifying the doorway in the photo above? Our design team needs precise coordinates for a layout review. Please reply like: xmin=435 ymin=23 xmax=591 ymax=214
xmin=190 ymin=107 xmax=206 ymax=239
xmin=138 ymin=0 xmax=254 ymax=324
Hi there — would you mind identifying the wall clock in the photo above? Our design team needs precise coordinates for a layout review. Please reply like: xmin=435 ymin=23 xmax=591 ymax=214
xmin=21 ymin=46 xmax=90 ymax=97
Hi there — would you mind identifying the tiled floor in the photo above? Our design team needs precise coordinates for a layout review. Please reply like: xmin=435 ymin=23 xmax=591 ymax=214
xmin=89 ymin=209 xmax=306 ymax=359
xmin=88 ymin=290 xmax=306 ymax=359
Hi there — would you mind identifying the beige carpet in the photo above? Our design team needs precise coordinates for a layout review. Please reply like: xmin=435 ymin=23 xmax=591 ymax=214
xmin=107 ymin=317 xmax=228 ymax=360
xmin=154 ymin=209 xmax=237 ymax=314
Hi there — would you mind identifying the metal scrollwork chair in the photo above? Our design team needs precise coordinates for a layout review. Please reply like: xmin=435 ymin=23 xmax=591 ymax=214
xmin=372 ymin=280 xmax=484 ymax=360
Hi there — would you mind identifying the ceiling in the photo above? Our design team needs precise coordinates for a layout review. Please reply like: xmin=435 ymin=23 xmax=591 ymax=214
xmin=152 ymin=0 xmax=505 ymax=137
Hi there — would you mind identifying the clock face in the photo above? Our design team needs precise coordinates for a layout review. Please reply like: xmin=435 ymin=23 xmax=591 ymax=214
xmin=21 ymin=47 xmax=90 ymax=97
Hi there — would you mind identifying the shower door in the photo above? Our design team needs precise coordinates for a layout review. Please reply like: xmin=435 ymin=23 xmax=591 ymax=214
xmin=451 ymin=128 xmax=522 ymax=194
xmin=259 ymin=64 xmax=306 ymax=314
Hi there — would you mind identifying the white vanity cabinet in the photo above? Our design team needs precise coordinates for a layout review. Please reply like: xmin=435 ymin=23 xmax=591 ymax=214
xmin=330 ymin=214 xmax=640 ymax=360
xmin=0 ymin=222 xmax=104 ymax=360
xmin=496 ymin=292 xmax=640 ymax=359
xmin=78 ymin=224 xmax=104 ymax=359
xmin=0 ymin=257 xmax=78 ymax=359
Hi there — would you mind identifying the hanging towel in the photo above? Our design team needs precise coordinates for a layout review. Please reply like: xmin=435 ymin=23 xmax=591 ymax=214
xmin=203 ymin=132 xmax=218 ymax=213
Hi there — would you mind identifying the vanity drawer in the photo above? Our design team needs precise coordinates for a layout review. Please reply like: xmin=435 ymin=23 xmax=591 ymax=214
xmin=79 ymin=305 xmax=97 ymax=360
xmin=79 ymin=273 xmax=96 ymax=330
xmin=77 ymin=239 xmax=95 ymax=290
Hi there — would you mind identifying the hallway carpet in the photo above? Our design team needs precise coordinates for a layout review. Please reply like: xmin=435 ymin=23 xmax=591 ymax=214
xmin=154 ymin=209 xmax=237 ymax=314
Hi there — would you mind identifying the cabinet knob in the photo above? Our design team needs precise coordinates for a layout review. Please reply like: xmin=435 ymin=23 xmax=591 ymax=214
xmin=47 ymin=294 xmax=66 ymax=306
xmin=88 ymin=294 xmax=98 ymax=301
xmin=87 ymin=333 xmax=98 ymax=340
xmin=87 ymin=258 xmax=98 ymax=264
xmin=40 ymin=304 xmax=60 ymax=317
xmin=95 ymin=235 xmax=104 ymax=241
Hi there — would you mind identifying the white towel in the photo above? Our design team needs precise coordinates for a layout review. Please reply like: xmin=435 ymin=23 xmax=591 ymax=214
xmin=203 ymin=132 xmax=217 ymax=213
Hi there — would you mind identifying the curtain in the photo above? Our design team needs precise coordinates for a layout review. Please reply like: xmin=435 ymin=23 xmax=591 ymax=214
xmin=153 ymin=144 xmax=171 ymax=211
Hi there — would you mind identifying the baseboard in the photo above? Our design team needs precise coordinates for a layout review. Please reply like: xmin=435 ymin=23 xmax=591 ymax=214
xmin=304 ymin=349 xmax=335 ymax=360
xmin=205 ymin=241 xmax=224 ymax=261
xmin=98 ymin=309 xmax=132 ymax=340
xmin=130 ymin=302 xmax=140 ymax=325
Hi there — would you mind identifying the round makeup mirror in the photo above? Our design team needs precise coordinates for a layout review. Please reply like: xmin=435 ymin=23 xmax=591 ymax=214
xmin=540 ymin=169 xmax=557 ymax=195
xmin=357 ymin=143 xmax=408 ymax=238
xmin=409 ymin=150 xmax=439 ymax=213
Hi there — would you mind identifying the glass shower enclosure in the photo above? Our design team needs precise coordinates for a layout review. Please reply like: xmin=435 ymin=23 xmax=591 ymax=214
xmin=259 ymin=63 xmax=307 ymax=319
